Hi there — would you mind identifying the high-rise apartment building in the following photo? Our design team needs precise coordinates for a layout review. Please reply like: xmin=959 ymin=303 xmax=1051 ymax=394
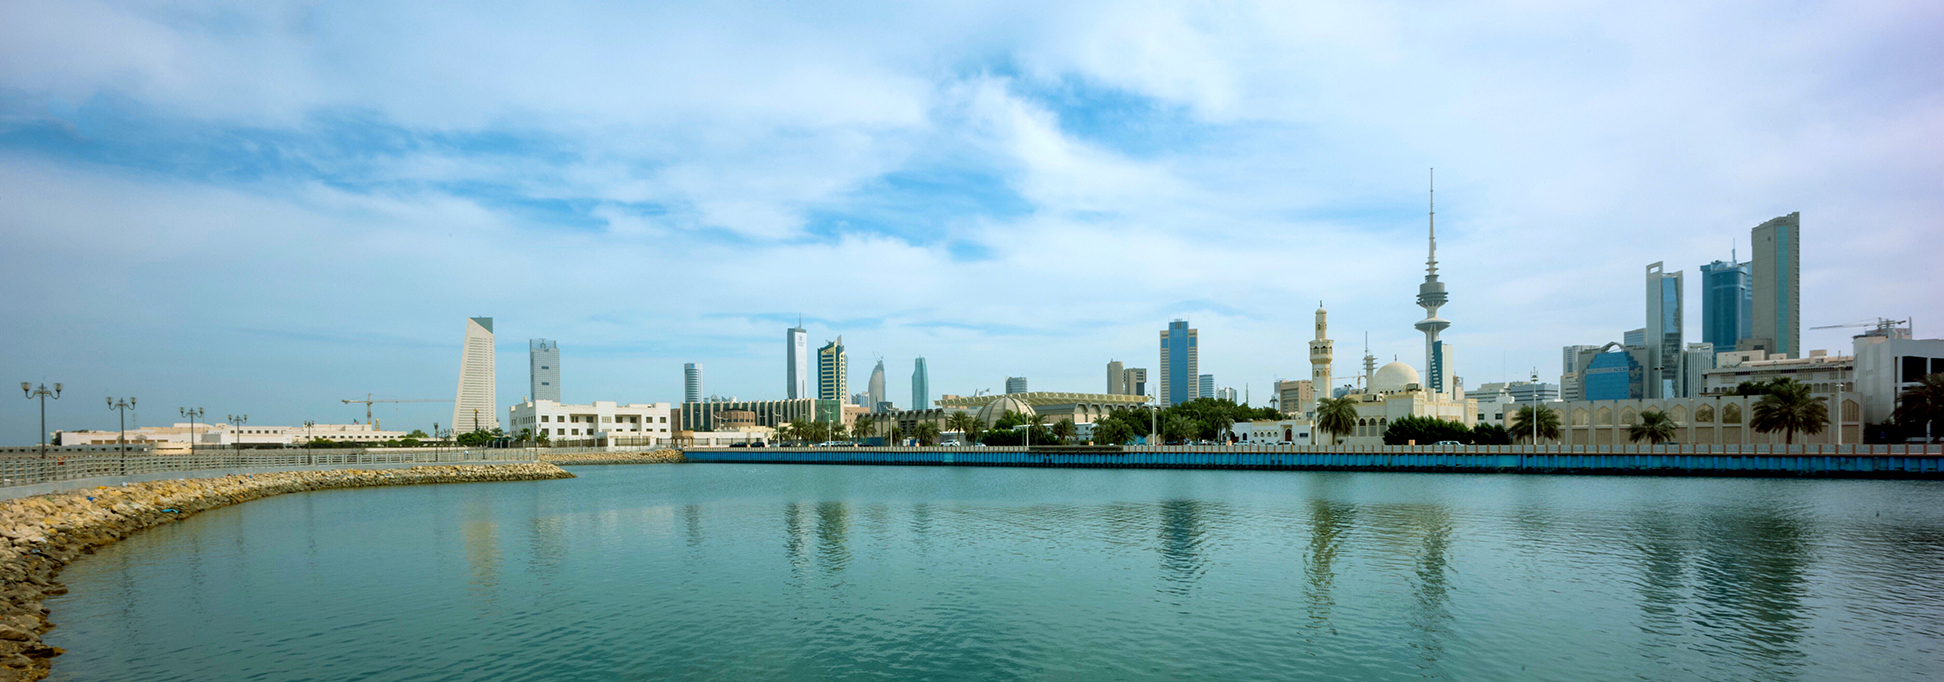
xmin=1700 ymin=258 xmax=1752 ymax=352
xmin=817 ymin=338 xmax=847 ymax=402
xmin=868 ymin=360 xmax=887 ymax=412
xmin=786 ymin=324 xmax=810 ymax=399
xmin=1199 ymin=374 xmax=1215 ymax=401
xmin=1005 ymin=376 xmax=1028 ymax=394
xmin=1751 ymin=212 xmax=1801 ymax=358
xmin=1123 ymin=368 xmax=1148 ymax=396
xmin=1160 ymin=320 xmax=1198 ymax=406
xmin=683 ymin=363 xmax=702 ymax=403
xmin=1214 ymin=386 xmax=1237 ymax=402
xmin=912 ymin=358 xmax=929 ymax=410
xmin=529 ymin=339 xmax=560 ymax=402
xmin=1107 ymin=360 xmax=1125 ymax=394
xmin=452 ymin=317 xmax=498 ymax=433
xmin=1275 ymin=379 xmax=1313 ymax=414
xmin=1646 ymin=262 xmax=1684 ymax=398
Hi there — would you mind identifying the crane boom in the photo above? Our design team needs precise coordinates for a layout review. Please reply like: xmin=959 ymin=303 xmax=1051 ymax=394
xmin=340 ymin=394 xmax=453 ymax=430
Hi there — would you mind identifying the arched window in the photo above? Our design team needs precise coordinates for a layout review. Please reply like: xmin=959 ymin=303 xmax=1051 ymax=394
xmin=1843 ymin=400 xmax=1860 ymax=422
xmin=1620 ymin=408 xmax=1636 ymax=426
xmin=1595 ymin=407 xmax=1613 ymax=425
xmin=1694 ymin=405 xmax=1714 ymax=423
xmin=1668 ymin=406 xmax=1686 ymax=424
xmin=1573 ymin=409 xmax=1590 ymax=426
xmin=1723 ymin=403 xmax=1743 ymax=424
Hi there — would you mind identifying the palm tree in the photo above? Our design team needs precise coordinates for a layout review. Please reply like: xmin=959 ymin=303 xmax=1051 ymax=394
xmin=1628 ymin=410 xmax=1677 ymax=444
xmin=1751 ymin=379 xmax=1829 ymax=445
xmin=1892 ymin=373 xmax=1944 ymax=442
xmin=1508 ymin=405 xmax=1562 ymax=443
xmin=1027 ymin=413 xmax=1048 ymax=445
xmin=914 ymin=421 xmax=941 ymax=446
xmin=517 ymin=427 xmax=533 ymax=443
xmin=827 ymin=421 xmax=848 ymax=443
xmin=1051 ymin=418 xmax=1075 ymax=444
xmin=886 ymin=425 xmax=904 ymax=446
xmin=851 ymin=415 xmax=875 ymax=443
xmin=1314 ymin=396 xmax=1359 ymax=447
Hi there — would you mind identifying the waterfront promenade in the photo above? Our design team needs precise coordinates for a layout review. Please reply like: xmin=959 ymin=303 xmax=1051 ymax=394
xmin=686 ymin=443 xmax=1944 ymax=478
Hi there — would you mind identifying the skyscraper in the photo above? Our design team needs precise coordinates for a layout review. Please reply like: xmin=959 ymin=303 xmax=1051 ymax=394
xmin=1123 ymin=368 xmax=1148 ymax=396
xmin=1310 ymin=304 xmax=1333 ymax=414
xmin=1414 ymin=170 xmax=1455 ymax=396
xmin=1106 ymin=360 xmax=1124 ymax=394
xmin=1198 ymin=374 xmax=1215 ymax=401
xmin=1160 ymin=319 xmax=1197 ymax=406
xmin=786 ymin=323 xmax=810 ymax=399
xmin=452 ymin=317 xmax=498 ymax=433
xmin=1751 ymin=212 xmax=1801 ymax=358
xmin=868 ymin=360 xmax=887 ymax=411
xmin=1645 ymin=262 xmax=1684 ymax=398
xmin=529 ymin=339 xmax=559 ymax=402
xmin=684 ymin=363 xmax=702 ymax=403
xmin=1006 ymin=376 xmax=1028 ymax=394
xmin=912 ymin=358 xmax=929 ymax=410
xmin=1700 ymin=257 xmax=1752 ymax=352
xmin=818 ymin=337 xmax=847 ymax=402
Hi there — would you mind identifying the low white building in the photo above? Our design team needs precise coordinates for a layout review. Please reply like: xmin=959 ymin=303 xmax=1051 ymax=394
xmin=1233 ymin=419 xmax=1312 ymax=445
xmin=507 ymin=400 xmax=675 ymax=445
xmin=56 ymin=422 xmax=405 ymax=448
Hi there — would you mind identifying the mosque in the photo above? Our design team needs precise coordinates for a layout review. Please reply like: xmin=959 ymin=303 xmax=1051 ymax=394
xmin=1302 ymin=174 xmax=1477 ymax=445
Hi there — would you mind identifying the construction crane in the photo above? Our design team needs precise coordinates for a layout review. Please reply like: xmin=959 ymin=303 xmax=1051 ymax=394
xmin=1812 ymin=317 xmax=1912 ymax=338
xmin=340 ymin=394 xmax=452 ymax=430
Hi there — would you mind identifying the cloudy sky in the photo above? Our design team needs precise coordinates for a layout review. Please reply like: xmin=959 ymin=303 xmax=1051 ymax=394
xmin=2 ymin=0 xmax=1940 ymax=441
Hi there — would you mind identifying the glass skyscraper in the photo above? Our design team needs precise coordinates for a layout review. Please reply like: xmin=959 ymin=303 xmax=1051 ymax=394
xmin=1752 ymin=212 xmax=1800 ymax=358
xmin=1159 ymin=320 xmax=1197 ymax=406
xmin=1645 ymin=262 xmax=1684 ymax=398
xmin=684 ymin=363 xmax=702 ymax=404
xmin=1700 ymin=258 xmax=1752 ymax=352
xmin=911 ymin=358 xmax=929 ymax=410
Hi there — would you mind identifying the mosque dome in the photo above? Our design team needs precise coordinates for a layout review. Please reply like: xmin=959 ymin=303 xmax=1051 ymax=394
xmin=1371 ymin=362 xmax=1421 ymax=393
xmin=976 ymin=396 xmax=1036 ymax=427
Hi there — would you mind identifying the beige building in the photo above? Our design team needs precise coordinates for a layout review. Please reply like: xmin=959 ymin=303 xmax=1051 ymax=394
xmin=1336 ymin=361 xmax=1478 ymax=445
xmin=1551 ymin=392 xmax=1862 ymax=446
xmin=1702 ymin=349 xmax=1852 ymax=396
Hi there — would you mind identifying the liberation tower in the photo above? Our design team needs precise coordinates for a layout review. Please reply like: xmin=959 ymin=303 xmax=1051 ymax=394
xmin=1414 ymin=169 xmax=1453 ymax=396
xmin=1309 ymin=303 xmax=1333 ymax=414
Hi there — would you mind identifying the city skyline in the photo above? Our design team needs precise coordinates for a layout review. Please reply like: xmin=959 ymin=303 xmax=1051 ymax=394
xmin=4 ymin=2 xmax=1941 ymax=442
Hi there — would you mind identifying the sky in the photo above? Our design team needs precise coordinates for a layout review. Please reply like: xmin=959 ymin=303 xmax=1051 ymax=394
xmin=2 ymin=0 xmax=1941 ymax=442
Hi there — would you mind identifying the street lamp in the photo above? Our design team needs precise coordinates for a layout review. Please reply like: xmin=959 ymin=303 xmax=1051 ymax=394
xmin=227 ymin=414 xmax=248 ymax=466
xmin=108 ymin=397 xmax=136 ymax=475
xmin=179 ymin=407 xmax=203 ymax=459
xmin=22 ymin=382 xmax=62 ymax=460
xmin=304 ymin=420 xmax=315 ymax=465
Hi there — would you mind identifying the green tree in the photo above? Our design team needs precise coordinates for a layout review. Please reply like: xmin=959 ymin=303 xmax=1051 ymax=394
xmin=1051 ymin=418 xmax=1075 ymax=444
xmin=1314 ymin=397 xmax=1359 ymax=446
xmin=1892 ymin=373 xmax=1944 ymax=442
xmin=1732 ymin=378 xmax=1790 ymax=396
xmin=1469 ymin=423 xmax=1512 ymax=445
xmin=535 ymin=430 xmax=550 ymax=445
xmin=828 ymin=421 xmax=848 ymax=443
xmin=914 ymin=421 xmax=940 ymax=446
xmin=851 ymin=415 xmax=876 ymax=443
xmin=1161 ymin=413 xmax=1196 ymax=444
xmin=1628 ymin=410 xmax=1678 ymax=444
xmin=1382 ymin=416 xmax=1471 ymax=445
xmin=944 ymin=412 xmax=973 ymax=442
xmin=1508 ymin=405 xmax=1562 ymax=443
xmin=517 ymin=427 xmax=533 ymax=443
xmin=1092 ymin=419 xmax=1133 ymax=445
xmin=886 ymin=425 xmax=904 ymax=445
xmin=406 ymin=429 xmax=429 ymax=439
xmin=1751 ymin=379 xmax=1829 ymax=445
xmin=455 ymin=430 xmax=494 ymax=447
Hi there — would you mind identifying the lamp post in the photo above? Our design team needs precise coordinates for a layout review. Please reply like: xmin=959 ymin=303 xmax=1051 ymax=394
xmin=179 ymin=407 xmax=203 ymax=460
xmin=226 ymin=414 xmax=248 ymax=467
xmin=304 ymin=420 xmax=315 ymax=465
xmin=108 ymin=397 xmax=135 ymax=475
xmin=22 ymin=383 xmax=62 ymax=460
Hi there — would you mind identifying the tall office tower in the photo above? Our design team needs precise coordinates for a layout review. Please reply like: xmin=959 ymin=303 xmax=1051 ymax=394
xmin=1751 ymin=212 xmax=1801 ymax=358
xmin=1414 ymin=170 xmax=1455 ymax=396
xmin=1682 ymin=342 xmax=1716 ymax=398
xmin=452 ymin=317 xmax=499 ymax=433
xmin=1160 ymin=319 xmax=1198 ymax=406
xmin=1215 ymin=386 xmax=1237 ymax=402
xmin=786 ymin=323 xmax=810 ymax=399
xmin=1623 ymin=328 xmax=1646 ymax=347
xmin=1107 ymin=360 xmax=1125 ymax=394
xmin=1700 ymin=257 xmax=1753 ymax=351
xmin=1310 ymin=305 xmax=1334 ymax=414
xmin=684 ymin=363 xmax=702 ymax=403
xmin=1561 ymin=345 xmax=1601 ymax=377
xmin=1005 ymin=376 xmax=1028 ymax=394
xmin=1646 ymin=262 xmax=1685 ymax=398
xmin=529 ymin=339 xmax=560 ymax=402
xmin=1123 ymin=368 xmax=1148 ymax=396
xmin=1198 ymin=374 xmax=1215 ymax=400
xmin=868 ymin=360 xmax=887 ymax=411
xmin=817 ymin=338 xmax=847 ymax=402
xmin=912 ymin=358 xmax=930 ymax=409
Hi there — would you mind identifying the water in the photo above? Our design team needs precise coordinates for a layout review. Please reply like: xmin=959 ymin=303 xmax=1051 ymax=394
xmin=45 ymin=465 xmax=1944 ymax=681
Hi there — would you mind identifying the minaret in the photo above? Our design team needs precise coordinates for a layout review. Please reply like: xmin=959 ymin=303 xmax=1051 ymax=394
xmin=1414 ymin=169 xmax=1452 ymax=396
xmin=1309 ymin=302 xmax=1333 ymax=414
xmin=1361 ymin=332 xmax=1377 ymax=391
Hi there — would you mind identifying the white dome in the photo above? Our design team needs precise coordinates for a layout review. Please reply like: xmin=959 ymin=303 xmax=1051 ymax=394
xmin=1371 ymin=362 xmax=1421 ymax=393
xmin=976 ymin=396 xmax=1036 ymax=427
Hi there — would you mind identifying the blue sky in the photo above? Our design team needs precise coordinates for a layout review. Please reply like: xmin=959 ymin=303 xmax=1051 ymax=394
xmin=3 ymin=0 xmax=1941 ymax=441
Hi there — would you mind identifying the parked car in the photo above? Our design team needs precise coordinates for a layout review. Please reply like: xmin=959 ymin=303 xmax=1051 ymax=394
xmin=1434 ymin=440 xmax=1463 ymax=446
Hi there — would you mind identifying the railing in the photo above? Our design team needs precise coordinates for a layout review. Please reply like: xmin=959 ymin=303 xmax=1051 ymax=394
xmin=0 ymin=447 xmax=538 ymax=488
xmin=694 ymin=443 xmax=1944 ymax=455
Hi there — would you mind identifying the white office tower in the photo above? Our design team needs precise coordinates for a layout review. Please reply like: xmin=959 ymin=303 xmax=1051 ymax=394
xmin=786 ymin=323 xmax=810 ymax=399
xmin=530 ymin=339 xmax=560 ymax=402
xmin=452 ymin=317 xmax=499 ymax=433
xmin=684 ymin=363 xmax=702 ymax=403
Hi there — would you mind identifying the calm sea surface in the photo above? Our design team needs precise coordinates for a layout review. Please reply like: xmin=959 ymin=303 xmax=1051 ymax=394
xmin=44 ymin=465 xmax=1944 ymax=681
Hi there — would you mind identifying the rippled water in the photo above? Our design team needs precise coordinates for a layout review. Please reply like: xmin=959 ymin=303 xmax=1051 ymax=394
xmin=44 ymin=465 xmax=1944 ymax=681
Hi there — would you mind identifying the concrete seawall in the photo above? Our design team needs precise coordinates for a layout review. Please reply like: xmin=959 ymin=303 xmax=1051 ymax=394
xmin=543 ymin=449 xmax=687 ymax=466
xmin=0 ymin=463 xmax=575 ymax=681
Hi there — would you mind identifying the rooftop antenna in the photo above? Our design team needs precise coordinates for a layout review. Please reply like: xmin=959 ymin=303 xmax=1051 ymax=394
xmin=1427 ymin=168 xmax=1437 ymax=277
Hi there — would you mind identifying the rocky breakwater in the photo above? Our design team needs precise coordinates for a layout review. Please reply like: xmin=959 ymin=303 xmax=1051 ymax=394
xmin=0 ymin=463 xmax=573 ymax=681
xmin=542 ymin=449 xmax=687 ymax=465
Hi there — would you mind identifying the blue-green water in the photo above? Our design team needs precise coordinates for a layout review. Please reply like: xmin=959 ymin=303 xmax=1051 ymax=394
xmin=45 ymin=465 xmax=1944 ymax=681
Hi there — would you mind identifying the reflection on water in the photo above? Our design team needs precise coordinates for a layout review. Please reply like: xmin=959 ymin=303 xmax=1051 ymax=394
xmin=41 ymin=466 xmax=1944 ymax=682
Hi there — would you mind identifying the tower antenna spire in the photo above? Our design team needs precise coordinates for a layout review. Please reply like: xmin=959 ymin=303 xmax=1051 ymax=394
xmin=1427 ymin=168 xmax=1437 ymax=276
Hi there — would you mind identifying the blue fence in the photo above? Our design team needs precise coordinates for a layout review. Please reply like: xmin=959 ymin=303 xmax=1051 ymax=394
xmin=683 ymin=444 xmax=1944 ymax=478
